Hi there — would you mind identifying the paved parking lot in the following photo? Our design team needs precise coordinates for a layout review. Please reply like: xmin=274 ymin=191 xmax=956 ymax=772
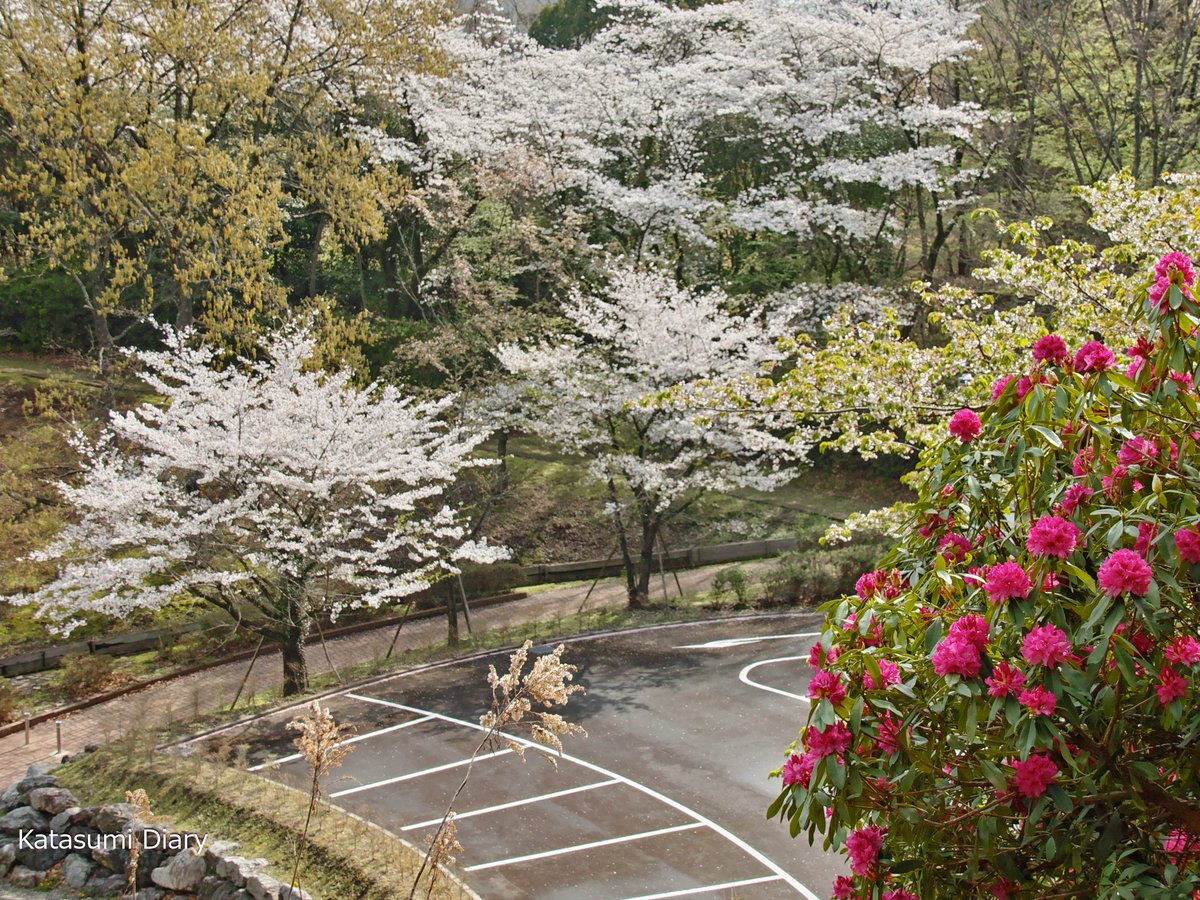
xmin=189 ymin=615 xmax=839 ymax=899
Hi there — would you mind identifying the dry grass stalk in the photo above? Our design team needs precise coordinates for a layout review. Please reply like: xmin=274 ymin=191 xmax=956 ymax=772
xmin=286 ymin=701 xmax=354 ymax=894
xmin=408 ymin=641 xmax=585 ymax=898
xmin=125 ymin=788 xmax=153 ymax=896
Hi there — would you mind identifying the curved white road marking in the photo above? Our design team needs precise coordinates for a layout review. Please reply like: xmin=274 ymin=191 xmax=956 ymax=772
xmin=247 ymin=714 xmax=435 ymax=772
xmin=401 ymin=779 xmax=620 ymax=832
xmin=739 ymin=656 xmax=810 ymax=703
xmin=345 ymin=692 xmax=820 ymax=900
xmin=677 ymin=631 xmax=822 ymax=650
xmin=330 ymin=747 xmax=512 ymax=798
xmin=621 ymin=874 xmax=784 ymax=900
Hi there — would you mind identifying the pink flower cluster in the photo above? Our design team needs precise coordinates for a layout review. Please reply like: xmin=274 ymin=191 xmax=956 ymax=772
xmin=809 ymin=669 xmax=847 ymax=704
xmin=845 ymin=825 xmax=885 ymax=877
xmin=1059 ymin=483 xmax=1093 ymax=514
xmin=984 ymin=560 xmax=1032 ymax=604
xmin=932 ymin=615 xmax=989 ymax=678
xmin=1117 ymin=436 xmax=1159 ymax=467
xmin=1032 ymin=333 xmax=1069 ymax=366
xmin=1097 ymin=548 xmax=1154 ymax=597
xmin=1149 ymin=251 xmax=1196 ymax=313
xmin=806 ymin=722 xmax=852 ymax=758
xmin=1166 ymin=635 xmax=1200 ymax=665
xmin=1010 ymin=753 xmax=1058 ymax=798
xmin=949 ymin=408 xmax=982 ymax=443
xmin=782 ymin=751 xmax=817 ymax=788
xmin=1073 ymin=340 xmax=1115 ymax=372
xmin=1018 ymin=684 xmax=1056 ymax=716
xmin=855 ymin=568 xmax=905 ymax=601
xmin=1157 ymin=665 xmax=1188 ymax=705
xmin=986 ymin=660 xmax=1026 ymax=697
xmin=1026 ymin=515 xmax=1080 ymax=558
xmin=938 ymin=532 xmax=973 ymax=563
xmin=1021 ymin=624 xmax=1073 ymax=668
xmin=1175 ymin=527 xmax=1200 ymax=564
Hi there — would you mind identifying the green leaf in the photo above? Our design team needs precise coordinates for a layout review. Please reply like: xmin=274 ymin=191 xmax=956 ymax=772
xmin=1031 ymin=424 xmax=1063 ymax=448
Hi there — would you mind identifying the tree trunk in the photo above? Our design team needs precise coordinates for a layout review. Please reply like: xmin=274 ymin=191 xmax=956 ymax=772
xmin=446 ymin=580 xmax=460 ymax=645
xmin=633 ymin=516 xmax=658 ymax=608
xmin=608 ymin=479 xmax=641 ymax=607
xmin=280 ymin=596 xmax=310 ymax=696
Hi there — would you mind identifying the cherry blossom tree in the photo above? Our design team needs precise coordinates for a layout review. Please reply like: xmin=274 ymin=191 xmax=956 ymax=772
xmin=14 ymin=323 xmax=504 ymax=695
xmin=497 ymin=264 xmax=801 ymax=607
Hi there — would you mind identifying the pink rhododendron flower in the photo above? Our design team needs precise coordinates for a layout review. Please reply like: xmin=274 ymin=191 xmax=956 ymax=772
xmin=1150 ymin=278 xmax=1170 ymax=312
xmin=1166 ymin=635 xmax=1200 ymax=666
xmin=1156 ymin=250 xmax=1196 ymax=286
xmin=855 ymin=571 xmax=878 ymax=600
xmin=1126 ymin=358 xmax=1146 ymax=381
xmin=1118 ymin=436 xmax=1159 ymax=467
xmin=1011 ymin=753 xmax=1058 ymax=798
xmin=984 ymin=561 xmax=1032 ymax=604
xmin=949 ymin=613 xmax=989 ymax=650
xmin=1134 ymin=521 xmax=1158 ymax=557
xmin=991 ymin=375 xmax=1015 ymax=401
xmin=782 ymin=751 xmax=817 ymax=788
xmin=1018 ymin=684 xmax=1056 ymax=716
xmin=1072 ymin=447 xmax=1095 ymax=476
xmin=1170 ymin=371 xmax=1194 ymax=392
xmin=1032 ymin=334 xmax=1069 ymax=365
xmin=876 ymin=711 xmax=901 ymax=753
xmin=845 ymin=825 xmax=885 ymax=877
xmin=991 ymin=878 xmax=1020 ymax=899
xmin=1175 ymin=527 xmax=1200 ymax=564
xmin=1165 ymin=829 xmax=1200 ymax=864
xmin=1098 ymin=548 xmax=1154 ymax=596
xmin=948 ymin=408 xmax=982 ymax=443
xmin=986 ymin=660 xmax=1026 ymax=697
xmin=1021 ymin=624 xmax=1073 ymax=668
xmin=832 ymin=875 xmax=857 ymax=899
xmin=1157 ymin=665 xmax=1188 ymax=705
xmin=1026 ymin=515 xmax=1081 ymax=558
xmin=918 ymin=511 xmax=952 ymax=538
xmin=1073 ymin=340 xmax=1115 ymax=372
xmin=1059 ymin=483 xmax=1093 ymax=514
xmin=1042 ymin=572 xmax=1061 ymax=591
xmin=809 ymin=669 xmax=847 ymax=704
xmin=931 ymin=634 xmax=981 ymax=678
xmin=808 ymin=642 xmax=826 ymax=669
xmin=938 ymin=532 xmax=973 ymax=563
xmin=1015 ymin=375 xmax=1033 ymax=399
xmin=806 ymin=722 xmax=853 ymax=758
xmin=883 ymin=890 xmax=918 ymax=900
xmin=864 ymin=658 xmax=901 ymax=690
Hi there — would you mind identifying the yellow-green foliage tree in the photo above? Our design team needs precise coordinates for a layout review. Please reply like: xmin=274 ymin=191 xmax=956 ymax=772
xmin=0 ymin=0 xmax=449 ymax=362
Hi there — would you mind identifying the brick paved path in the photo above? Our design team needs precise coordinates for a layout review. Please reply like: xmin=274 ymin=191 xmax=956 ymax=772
xmin=0 ymin=561 xmax=774 ymax=786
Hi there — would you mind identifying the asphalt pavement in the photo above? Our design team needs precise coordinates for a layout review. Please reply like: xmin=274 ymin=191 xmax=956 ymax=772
xmin=190 ymin=614 xmax=842 ymax=900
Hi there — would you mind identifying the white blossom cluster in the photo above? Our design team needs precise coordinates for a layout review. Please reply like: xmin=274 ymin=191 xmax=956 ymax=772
xmin=19 ymin=324 xmax=504 ymax=633
xmin=497 ymin=264 xmax=804 ymax=516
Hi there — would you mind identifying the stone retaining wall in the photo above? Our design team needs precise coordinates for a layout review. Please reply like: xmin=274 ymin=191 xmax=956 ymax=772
xmin=0 ymin=763 xmax=310 ymax=900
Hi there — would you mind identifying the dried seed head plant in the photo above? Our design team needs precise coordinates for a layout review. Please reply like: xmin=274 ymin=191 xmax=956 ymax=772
xmin=420 ymin=813 xmax=463 ymax=897
xmin=287 ymin=702 xmax=355 ymax=893
xmin=480 ymin=640 xmax=587 ymax=761
xmin=408 ymin=641 xmax=586 ymax=898
xmin=125 ymin=788 xmax=153 ymax=895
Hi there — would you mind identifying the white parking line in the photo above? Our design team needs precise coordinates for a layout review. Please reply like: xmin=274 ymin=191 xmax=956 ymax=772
xmin=620 ymin=874 xmax=785 ymax=899
xmin=329 ymin=748 xmax=513 ymax=798
xmin=344 ymin=692 xmax=820 ymax=899
xmin=401 ymin=779 xmax=621 ymax=832
xmin=247 ymin=715 xmax=435 ymax=772
xmin=677 ymin=631 xmax=821 ymax=649
xmin=464 ymin=823 xmax=704 ymax=872
xmin=739 ymin=656 xmax=810 ymax=703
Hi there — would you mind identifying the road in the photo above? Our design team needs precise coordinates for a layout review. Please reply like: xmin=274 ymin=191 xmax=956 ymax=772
xmin=192 ymin=615 xmax=841 ymax=900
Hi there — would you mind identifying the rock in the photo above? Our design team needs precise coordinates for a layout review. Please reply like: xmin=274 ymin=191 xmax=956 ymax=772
xmin=69 ymin=806 xmax=96 ymax=828
xmin=91 ymin=802 xmax=136 ymax=834
xmin=83 ymin=870 xmax=128 ymax=897
xmin=0 ymin=805 xmax=49 ymax=834
xmin=25 ymin=762 xmax=59 ymax=778
xmin=215 ymin=855 xmax=267 ymax=887
xmin=150 ymin=850 xmax=208 ymax=892
xmin=245 ymin=871 xmax=283 ymax=900
xmin=134 ymin=889 xmax=167 ymax=900
xmin=28 ymin=786 xmax=77 ymax=815
xmin=198 ymin=876 xmax=254 ymax=900
xmin=0 ymin=839 xmax=16 ymax=875
xmin=62 ymin=852 xmax=95 ymax=889
xmin=279 ymin=885 xmax=313 ymax=900
xmin=203 ymin=839 xmax=240 ymax=866
xmin=0 ymin=775 xmax=56 ymax=809
xmin=49 ymin=806 xmax=81 ymax=835
xmin=8 ymin=864 xmax=46 ymax=888
xmin=15 ymin=835 xmax=69 ymax=871
xmin=89 ymin=837 xmax=129 ymax=874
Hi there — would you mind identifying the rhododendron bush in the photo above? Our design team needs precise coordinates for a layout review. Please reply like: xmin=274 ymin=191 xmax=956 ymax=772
xmin=772 ymin=256 xmax=1200 ymax=896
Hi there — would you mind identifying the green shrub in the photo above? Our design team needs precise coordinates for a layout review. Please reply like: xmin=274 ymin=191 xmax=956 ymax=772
xmin=58 ymin=652 xmax=121 ymax=700
xmin=0 ymin=679 xmax=20 ymax=724
xmin=759 ymin=540 xmax=890 ymax=606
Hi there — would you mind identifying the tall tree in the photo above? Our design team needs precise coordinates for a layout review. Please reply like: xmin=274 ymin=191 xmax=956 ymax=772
xmin=14 ymin=323 xmax=503 ymax=695
xmin=498 ymin=264 xmax=802 ymax=607
xmin=0 ymin=0 xmax=448 ymax=362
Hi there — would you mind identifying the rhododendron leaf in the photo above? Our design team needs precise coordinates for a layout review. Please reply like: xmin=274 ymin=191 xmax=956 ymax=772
xmin=981 ymin=759 xmax=1007 ymax=791
xmin=962 ymin=698 xmax=978 ymax=741
xmin=827 ymin=759 xmax=846 ymax=789
xmin=1169 ymin=285 xmax=1184 ymax=310
xmin=1065 ymin=562 xmax=1097 ymax=592
xmin=1104 ymin=520 xmax=1127 ymax=548
xmin=1054 ymin=385 xmax=1070 ymax=418
xmin=924 ymin=620 xmax=942 ymax=655
xmin=1171 ymin=341 xmax=1188 ymax=371
xmin=1026 ymin=796 xmax=1049 ymax=827
xmin=1113 ymin=645 xmax=1139 ymax=686
xmin=1030 ymin=425 xmax=1063 ymax=449
xmin=1018 ymin=720 xmax=1037 ymax=757
xmin=766 ymin=791 xmax=786 ymax=820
